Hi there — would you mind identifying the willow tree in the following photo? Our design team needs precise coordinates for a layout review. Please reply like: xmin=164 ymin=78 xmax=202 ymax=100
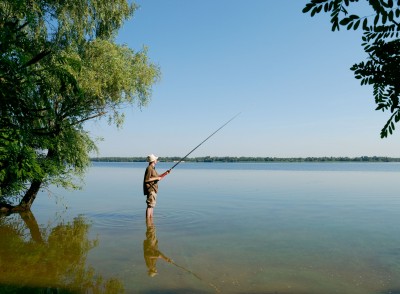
xmin=303 ymin=0 xmax=400 ymax=138
xmin=0 ymin=0 xmax=160 ymax=212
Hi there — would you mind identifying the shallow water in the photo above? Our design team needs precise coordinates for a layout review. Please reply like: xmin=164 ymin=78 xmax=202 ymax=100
xmin=1 ymin=162 xmax=400 ymax=293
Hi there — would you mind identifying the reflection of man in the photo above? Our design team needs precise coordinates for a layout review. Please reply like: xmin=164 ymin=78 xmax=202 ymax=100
xmin=143 ymin=218 xmax=172 ymax=277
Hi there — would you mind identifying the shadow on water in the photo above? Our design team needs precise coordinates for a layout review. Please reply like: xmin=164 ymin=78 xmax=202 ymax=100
xmin=0 ymin=211 xmax=124 ymax=294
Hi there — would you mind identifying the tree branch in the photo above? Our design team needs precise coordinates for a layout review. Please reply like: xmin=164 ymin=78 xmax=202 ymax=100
xmin=69 ymin=112 xmax=107 ymax=126
xmin=22 ymin=50 xmax=52 ymax=68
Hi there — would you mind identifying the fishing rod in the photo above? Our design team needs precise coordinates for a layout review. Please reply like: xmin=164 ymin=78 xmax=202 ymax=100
xmin=160 ymin=112 xmax=241 ymax=178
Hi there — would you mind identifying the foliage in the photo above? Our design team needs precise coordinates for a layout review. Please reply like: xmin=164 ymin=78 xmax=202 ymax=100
xmin=0 ymin=0 xmax=160 ymax=205
xmin=303 ymin=0 xmax=400 ymax=138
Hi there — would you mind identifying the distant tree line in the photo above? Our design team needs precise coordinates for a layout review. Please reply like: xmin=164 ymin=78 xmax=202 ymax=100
xmin=90 ymin=156 xmax=400 ymax=163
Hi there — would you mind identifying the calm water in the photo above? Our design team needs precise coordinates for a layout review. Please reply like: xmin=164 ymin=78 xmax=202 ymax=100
xmin=1 ymin=162 xmax=400 ymax=293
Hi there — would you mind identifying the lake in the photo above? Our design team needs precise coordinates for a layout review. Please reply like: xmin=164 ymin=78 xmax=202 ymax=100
xmin=1 ymin=161 xmax=400 ymax=293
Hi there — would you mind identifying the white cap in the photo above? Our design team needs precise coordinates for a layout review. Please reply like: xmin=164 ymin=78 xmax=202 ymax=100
xmin=146 ymin=154 xmax=158 ymax=163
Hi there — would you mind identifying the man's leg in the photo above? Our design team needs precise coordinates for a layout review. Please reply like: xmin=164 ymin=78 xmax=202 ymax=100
xmin=146 ymin=207 xmax=153 ymax=218
xmin=146 ymin=192 xmax=156 ymax=218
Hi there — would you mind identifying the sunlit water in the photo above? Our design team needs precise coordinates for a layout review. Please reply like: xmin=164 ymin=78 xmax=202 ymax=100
xmin=1 ymin=162 xmax=400 ymax=293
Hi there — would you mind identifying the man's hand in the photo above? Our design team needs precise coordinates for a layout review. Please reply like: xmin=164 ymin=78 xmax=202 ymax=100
xmin=160 ymin=169 xmax=171 ymax=179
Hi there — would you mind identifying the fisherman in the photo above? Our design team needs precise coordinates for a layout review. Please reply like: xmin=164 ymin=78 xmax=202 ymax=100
xmin=143 ymin=154 xmax=170 ymax=219
xmin=142 ymin=114 xmax=238 ymax=219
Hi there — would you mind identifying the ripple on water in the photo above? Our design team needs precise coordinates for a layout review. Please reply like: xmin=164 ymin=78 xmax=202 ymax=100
xmin=88 ymin=209 xmax=143 ymax=231
xmin=86 ymin=208 xmax=210 ymax=233
xmin=155 ymin=209 xmax=211 ymax=231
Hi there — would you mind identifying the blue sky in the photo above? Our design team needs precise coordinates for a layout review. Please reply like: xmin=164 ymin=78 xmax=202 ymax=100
xmin=87 ymin=0 xmax=400 ymax=158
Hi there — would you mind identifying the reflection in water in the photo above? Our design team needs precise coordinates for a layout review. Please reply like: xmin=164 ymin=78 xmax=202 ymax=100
xmin=143 ymin=218 xmax=173 ymax=277
xmin=143 ymin=219 xmax=221 ymax=292
xmin=0 ymin=211 xmax=124 ymax=293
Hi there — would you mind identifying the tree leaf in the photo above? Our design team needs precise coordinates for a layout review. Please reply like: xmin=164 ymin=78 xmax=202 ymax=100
xmin=353 ymin=19 xmax=360 ymax=30
xmin=340 ymin=17 xmax=352 ymax=25
xmin=374 ymin=14 xmax=380 ymax=26
xmin=382 ymin=12 xmax=387 ymax=24
xmin=302 ymin=3 xmax=315 ymax=13
xmin=363 ymin=18 xmax=368 ymax=29
xmin=347 ymin=22 xmax=354 ymax=30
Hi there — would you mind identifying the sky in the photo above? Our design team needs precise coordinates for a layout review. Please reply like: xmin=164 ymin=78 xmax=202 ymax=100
xmin=87 ymin=0 xmax=400 ymax=158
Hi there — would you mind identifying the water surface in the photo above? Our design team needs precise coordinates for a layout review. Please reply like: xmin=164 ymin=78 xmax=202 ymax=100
xmin=1 ymin=162 xmax=400 ymax=293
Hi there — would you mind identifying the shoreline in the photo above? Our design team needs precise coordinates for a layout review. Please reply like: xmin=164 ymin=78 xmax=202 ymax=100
xmin=90 ymin=156 xmax=400 ymax=163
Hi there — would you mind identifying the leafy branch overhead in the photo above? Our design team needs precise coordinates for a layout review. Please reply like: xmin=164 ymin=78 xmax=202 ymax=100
xmin=303 ymin=0 xmax=400 ymax=138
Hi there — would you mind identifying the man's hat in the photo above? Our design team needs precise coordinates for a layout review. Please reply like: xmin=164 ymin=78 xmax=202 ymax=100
xmin=147 ymin=154 xmax=158 ymax=163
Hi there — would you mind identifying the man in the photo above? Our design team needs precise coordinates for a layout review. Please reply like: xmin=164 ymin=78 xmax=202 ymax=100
xmin=143 ymin=154 xmax=170 ymax=218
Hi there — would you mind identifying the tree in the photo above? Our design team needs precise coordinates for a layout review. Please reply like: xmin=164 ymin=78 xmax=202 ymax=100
xmin=0 ymin=0 xmax=160 ymax=212
xmin=303 ymin=0 xmax=400 ymax=138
